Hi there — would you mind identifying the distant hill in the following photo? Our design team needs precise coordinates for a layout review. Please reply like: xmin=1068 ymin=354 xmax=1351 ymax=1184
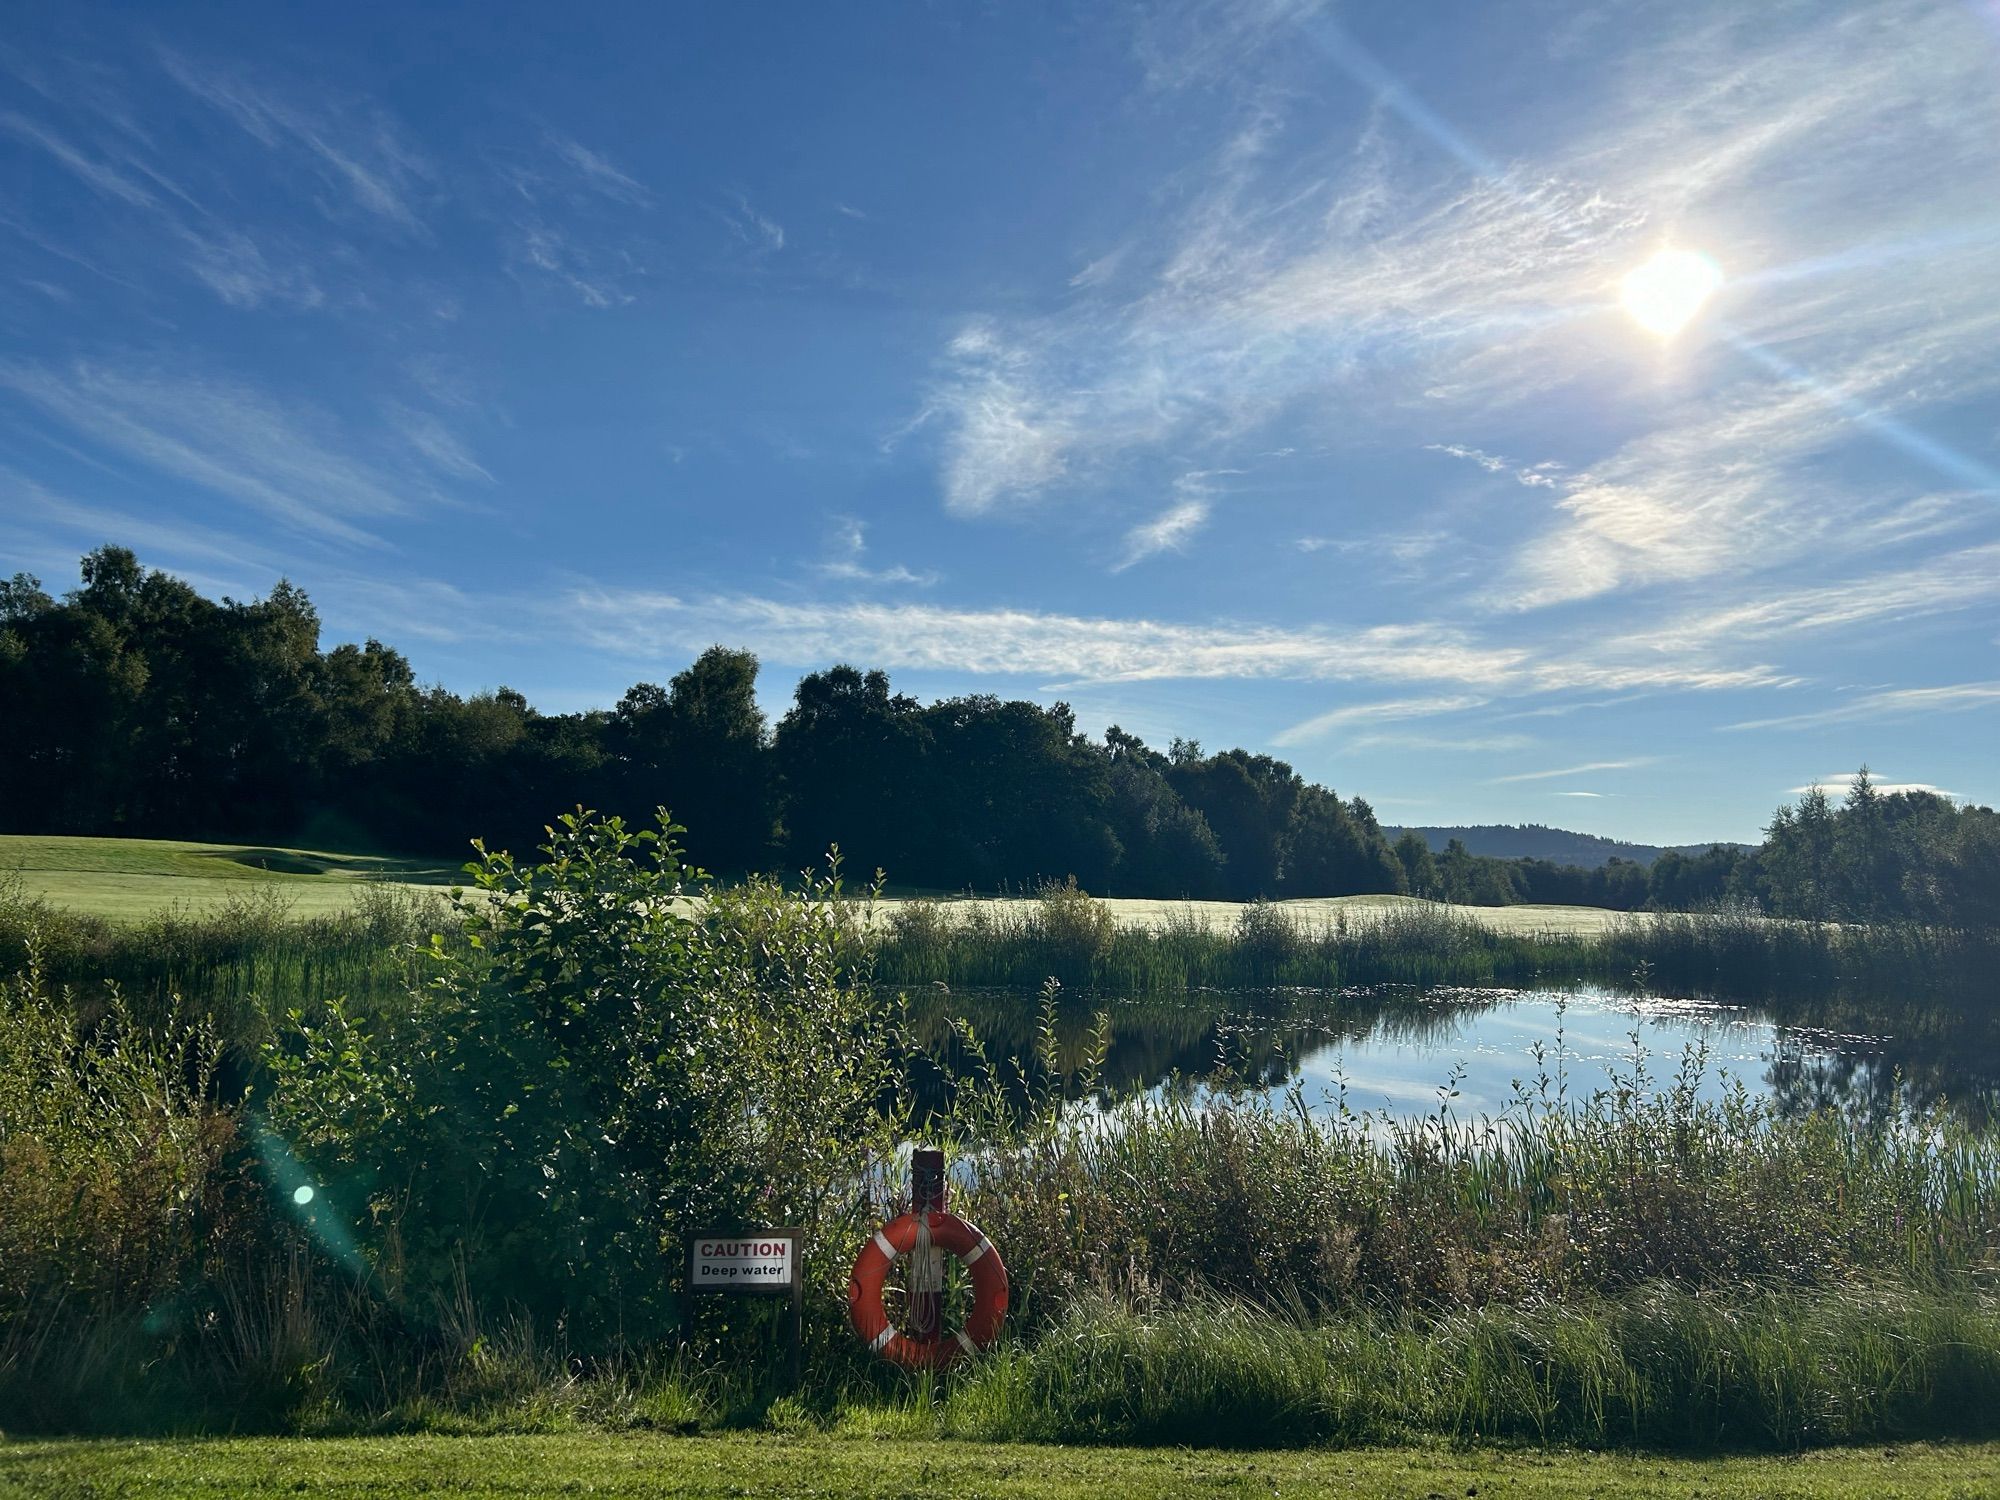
xmin=1382 ymin=824 xmax=1754 ymax=869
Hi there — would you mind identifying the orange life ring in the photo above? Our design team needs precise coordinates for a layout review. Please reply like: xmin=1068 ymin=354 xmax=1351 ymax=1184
xmin=847 ymin=1210 xmax=1008 ymax=1369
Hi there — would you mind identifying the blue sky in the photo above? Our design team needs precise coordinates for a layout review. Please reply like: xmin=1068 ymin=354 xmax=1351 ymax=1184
xmin=4 ymin=0 xmax=1997 ymax=845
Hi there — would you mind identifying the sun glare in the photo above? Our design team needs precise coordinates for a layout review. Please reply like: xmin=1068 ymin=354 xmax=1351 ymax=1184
xmin=1619 ymin=248 xmax=1723 ymax=339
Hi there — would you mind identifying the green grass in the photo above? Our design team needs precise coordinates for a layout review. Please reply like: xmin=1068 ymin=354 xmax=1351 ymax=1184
xmin=3 ymin=833 xmax=1632 ymax=932
xmin=874 ymin=892 xmax=1636 ymax=937
xmin=6 ymin=1434 xmax=2000 ymax=1498
xmin=0 ymin=835 xmax=457 ymax=921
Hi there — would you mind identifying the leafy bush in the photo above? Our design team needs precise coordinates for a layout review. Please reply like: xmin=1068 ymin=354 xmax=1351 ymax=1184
xmin=0 ymin=949 xmax=240 ymax=1312
xmin=263 ymin=809 xmax=907 ymax=1348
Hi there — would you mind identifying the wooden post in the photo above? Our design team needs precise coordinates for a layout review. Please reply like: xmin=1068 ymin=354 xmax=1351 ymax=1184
xmin=909 ymin=1147 xmax=946 ymax=1347
xmin=788 ymin=1272 xmax=803 ymax=1391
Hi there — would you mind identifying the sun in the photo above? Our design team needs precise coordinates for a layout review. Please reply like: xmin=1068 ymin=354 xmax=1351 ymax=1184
xmin=1619 ymin=248 xmax=1723 ymax=339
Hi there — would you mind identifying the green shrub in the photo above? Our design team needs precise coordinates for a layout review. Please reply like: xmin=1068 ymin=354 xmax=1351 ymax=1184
xmin=263 ymin=809 xmax=907 ymax=1348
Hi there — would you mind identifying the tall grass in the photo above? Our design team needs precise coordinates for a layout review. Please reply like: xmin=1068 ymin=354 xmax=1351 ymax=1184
xmin=877 ymin=887 xmax=1590 ymax=994
xmin=925 ymin=1285 xmax=2000 ymax=1449
xmin=0 ymin=871 xmax=449 ymax=1041
xmin=8 ymin=873 xmax=2000 ymax=1445
xmin=877 ymin=884 xmax=2000 ymax=1009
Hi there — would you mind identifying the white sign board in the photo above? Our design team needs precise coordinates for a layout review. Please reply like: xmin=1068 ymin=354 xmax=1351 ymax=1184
xmin=689 ymin=1232 xmax=797 ymax=1291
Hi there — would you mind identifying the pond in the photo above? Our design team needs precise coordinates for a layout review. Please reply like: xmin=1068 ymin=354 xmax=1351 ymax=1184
xmin=909 ymin=983 xmax=2000 ymax=1126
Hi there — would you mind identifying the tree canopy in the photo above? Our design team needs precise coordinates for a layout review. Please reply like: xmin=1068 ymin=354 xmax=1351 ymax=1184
xmin=4 ymin=547 xmax=1996 ymax=920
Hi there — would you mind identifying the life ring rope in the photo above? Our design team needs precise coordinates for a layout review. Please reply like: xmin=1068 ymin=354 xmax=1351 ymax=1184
xmin=848 ymin=1209 xmax=1008 ymax=1370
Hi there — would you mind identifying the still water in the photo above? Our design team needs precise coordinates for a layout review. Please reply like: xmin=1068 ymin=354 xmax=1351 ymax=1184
xmin=916 ymin=984 xmax=2000 ymax=1126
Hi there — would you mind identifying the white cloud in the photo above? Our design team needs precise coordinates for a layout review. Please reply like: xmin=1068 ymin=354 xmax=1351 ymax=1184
xmin=157 ymin=48 xmax=432 ymax=234
xmin=1069 ymin=247 xmax=1128 ymax=289
xmin=2 ymin=468 xmax=288 ymax=580
xmin=1273 ymin=693 xmax=1488 ymax=747
xmin=0 ymin=359 xmax=436 ymax=545
xmin=1114 ymin=475 xmax=1214 ymax=571
xmin=1488 ymin=759 xmax=1653 ymax=784
xmin=1348 ymin=731 xmax=1535 ymax=753
xmin=932 ymin=320 xmax=1078 ymax=515
xmin=1133 ymin=0 xmax=1332 ymax=92
xmin=541 ymin=130 xmax=651 ymax=207
xmin=0 ymin=111 xmax=162 ymax=209
xmin=392 ymin=407 xmax=492 ymax=483
xmin=560 ymin=589 xmax=1531 ymax=688
xmin=1427 ymin=443 xmax=1565 ymax=491
xmin=1118 ymin=498 xmax=1208 ymax=566
xmin=175 ymin=223 xmax=324 ymax=309
xmin=721 ymin=191 xmax=785 ymax=254
xmin=1788 ymin=773 xmax=1958 ymax=799
xmin=509 ymin=221 xmax=638 ymax=307
xmin=1725 ymin=682 xmax=2000 ymax=732
xmin=918 ymin=0 xmax=2000 ymax=660
xmin=812 ymin=516 xmax=937 ymax=587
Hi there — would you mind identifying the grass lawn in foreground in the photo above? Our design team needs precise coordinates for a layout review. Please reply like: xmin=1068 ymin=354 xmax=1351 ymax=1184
xmin=3 ymin=1434 xmax=1995 ymax=1499
xmin=4 ymin=833 xmax=1638 ymax=935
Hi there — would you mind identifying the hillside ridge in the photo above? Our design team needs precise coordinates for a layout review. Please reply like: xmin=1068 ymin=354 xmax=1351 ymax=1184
xmin=1385 ymin=823 xmax=1753 ymax=869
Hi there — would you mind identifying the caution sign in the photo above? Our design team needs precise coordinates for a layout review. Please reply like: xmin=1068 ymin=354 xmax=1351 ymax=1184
xmin=688 ymin=1231 xmax=798 ymax=1292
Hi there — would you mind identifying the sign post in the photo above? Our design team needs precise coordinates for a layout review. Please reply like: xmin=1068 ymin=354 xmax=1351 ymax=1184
xmin=684 ymin=1228 xmax=802 ymax=1388
xmin=909 ymin=1147 xmax=946 ymax=1351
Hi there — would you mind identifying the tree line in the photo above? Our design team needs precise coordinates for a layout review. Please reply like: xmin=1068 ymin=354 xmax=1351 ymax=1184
xmin=2 ymin=547 xmax=1995 ymax=921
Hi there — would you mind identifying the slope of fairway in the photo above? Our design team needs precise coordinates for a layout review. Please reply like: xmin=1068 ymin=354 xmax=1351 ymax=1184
xmin=0 ymin=834 xmax=458 ymax=921
xmin=3 ymin=833 xmax=1635 ymax=934
xmin=2 ymin=1434 xmax=1993 ymax=1499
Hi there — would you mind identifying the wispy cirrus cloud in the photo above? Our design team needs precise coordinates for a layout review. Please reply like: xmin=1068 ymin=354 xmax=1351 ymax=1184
xmin=540 ymin=130 xmax=651 ymax=208
xmin=1115 ymin=472 xmax=1223 ymax=572
xmin=560 ymin=580 xmax=1802 ymax=704
xmin=1 ymin=53 xmax=394 ymax=312
xmin=561 ymin=588 xmax=1528 ymax=688
xmin=1723 ymin=683 xmax=2000 ymax=732
xmin=719 ymin=191 xmax=785 ymax=255
xmin=494 ymin=128 xmax=656 ymax=305
xmin=2 ymin=467 xmax=292 ymax=581
xmin=1488 ymin=759 xmax=1653 ymax=784
xmin=1273 ymin=692 xmax=1488 ymax=747
xmin=0 ymin=111 xmax=165 ymax=209
xmin=1350 ymin=731 xmax=1535 ymax=754
xmin=0 ymin=359 xmax=450 ymax=546
xmin=1427 ymin=443 xmax=1563 ymax=489
xmin=921 ymin=0 xmax=2000 ymax=654
xmin=157 ymin=47 xmax=433 ymax=234
xmin=509 ymin=222 xmax=638 ymax=308
xmin=812 ymin=517 xmax=936 ymax=587
xmin=1115 ymin=498 xmax=1209 ymax=571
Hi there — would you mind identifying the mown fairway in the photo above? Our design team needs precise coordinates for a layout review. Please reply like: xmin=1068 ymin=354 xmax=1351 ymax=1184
xmin=0 ymin=834 xmax=456 ymax=921
xmin=1 ymin=833 xmax=1633 ymax=934
xmin=5 ymin=1435 xmax=1999 ymax=1499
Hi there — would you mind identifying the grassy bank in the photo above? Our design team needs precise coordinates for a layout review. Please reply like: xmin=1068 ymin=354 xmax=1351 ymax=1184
xmin=9 ymin=942 xmax=2000 ymax=1445
xmin=7 ymin=815 xmax=2000 ymax=1454
xmin=0 ymin=835 xmax=452 ymax=922
xmin=13 ymin=1434 xmax=2000 ymax=1500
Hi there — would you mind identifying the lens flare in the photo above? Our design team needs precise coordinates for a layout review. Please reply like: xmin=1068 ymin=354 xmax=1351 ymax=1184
xmin=293 ymin=1184 xmax=315 ymax=1206
xmin=1620 ymin=249 xmax=1723 ymax=338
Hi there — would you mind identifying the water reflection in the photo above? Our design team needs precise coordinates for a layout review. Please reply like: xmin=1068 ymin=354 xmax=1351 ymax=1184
xmin=905 ymin=984 xmax=2000 ymax=1127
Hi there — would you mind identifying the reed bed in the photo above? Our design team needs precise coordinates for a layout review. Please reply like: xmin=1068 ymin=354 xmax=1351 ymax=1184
xmin=0 ymin=872 xmax=449 ymax=1039
xmin=7 ymin=869 xmax=2000 ymax=1445
xmin=875 ymin=886 xmax=1999 ymax=1009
